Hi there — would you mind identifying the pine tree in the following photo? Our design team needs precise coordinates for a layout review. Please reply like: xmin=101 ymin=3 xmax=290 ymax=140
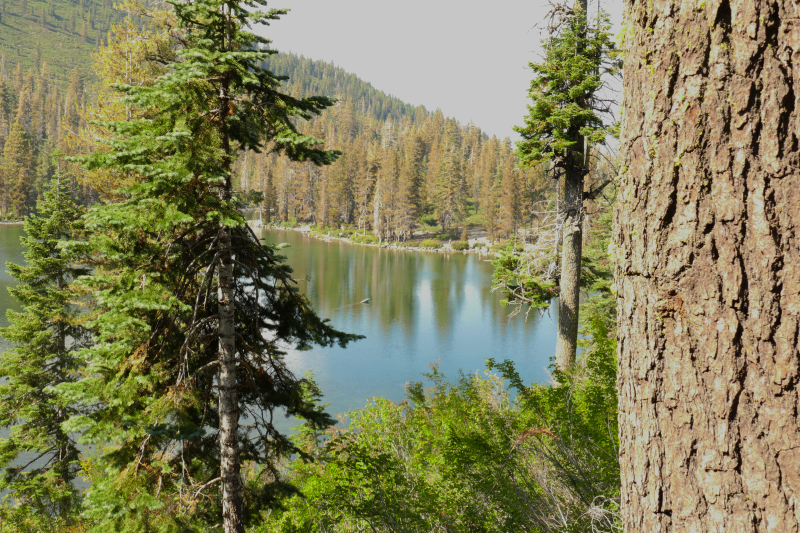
xmin=0 ymin=175 xmax=89 ymax=525
xmin=510 ymin=2 xmax=619 ymax=369
xmin=2 ymin=121 xmax=34 ymax=217
xmin=68 ymin=1 xmax=361 ymax=531
xmin=434 ymin=122 xmax=466 ymax=233
xmin=498 ymin=154 xmax=521 ymax=238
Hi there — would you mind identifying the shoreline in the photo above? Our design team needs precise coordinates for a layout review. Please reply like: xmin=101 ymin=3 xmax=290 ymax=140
xmin=249 ymin=221 xmax=499 ymax=257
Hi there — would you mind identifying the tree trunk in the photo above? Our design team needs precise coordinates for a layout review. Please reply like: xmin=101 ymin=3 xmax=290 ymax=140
xmin=217 ymin=7 xmax=244 ymax=532
xmin=554 ymin=156 xmax=583 ymax=371
xmin=554 ymin=0 xmax=589 ymax=372
xmin=217 ymin=224 xmax=243 ymax=533
xmin=616 ymin=0 xmax=800 ymax=530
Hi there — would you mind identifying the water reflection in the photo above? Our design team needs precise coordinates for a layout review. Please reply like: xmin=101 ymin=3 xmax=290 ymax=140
xmin=256 ymin=228 xmax=558 ymax=417
xmin=0 ymin=223 xmax=559 ymax=423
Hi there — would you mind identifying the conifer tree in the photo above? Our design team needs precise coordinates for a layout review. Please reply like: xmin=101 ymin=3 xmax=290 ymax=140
xmin=434 ymin=123 xmax=466 ymax=233
xmin=68 ymin=1 xmax=360 ymax=531
xmin=2 ymin=121 xmax=33 ymax=217
xmin=0 ymin=175 xmax=89 ymax=524
xmin=507 ymin=2 xmax=619 ymax=369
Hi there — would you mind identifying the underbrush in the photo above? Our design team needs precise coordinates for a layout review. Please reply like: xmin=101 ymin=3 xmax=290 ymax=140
xmin=257 ymin=294 xmax=620 ymax=533
xmin=419 ymin=238 xmax=443 ymax=249
xmin=450 ymin=240 xmax=469 ymax=251
xmin=350 ymin=234 xmax=379 ymax=245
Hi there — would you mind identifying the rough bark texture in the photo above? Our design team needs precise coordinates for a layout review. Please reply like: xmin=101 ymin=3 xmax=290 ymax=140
xmin=616 ymin=0 xmax=800 ymax=530
xmin=217 ymin=224 xmax=244 ymax=533
xmin=218 ymin=10 xmax=244 ymax=530
xmin=555 ymin=160 xmax=584 ymax=370
xmin=554 ymin=0 xmax=589 ymax=371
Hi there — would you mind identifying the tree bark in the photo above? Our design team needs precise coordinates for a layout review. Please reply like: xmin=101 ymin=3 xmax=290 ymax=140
xmin=217 ymin=224 xmax=243 ymax=533
xmin=217 ymin=6 xmax=244 ymax=532
xmin=555 ymin=152 xmax=583 ymax=371
xmin=616 ymin=0 xmax=800 ymax=530
xmin=554 ymin=0 xmax=589 ymax=372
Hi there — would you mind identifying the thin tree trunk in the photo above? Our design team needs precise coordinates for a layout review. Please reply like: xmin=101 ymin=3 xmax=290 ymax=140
xmin=554 ymin=159 xmax=583 ymax=370
xmin=217 ymin=224 xmax=243 ymax=533
xmin=553 ymin=0 xmax=588 ymax=371
xmin=616 ymin=0 xmax=800 ymax=530
xmin=217 ymin=6 xmax=244 ymax=532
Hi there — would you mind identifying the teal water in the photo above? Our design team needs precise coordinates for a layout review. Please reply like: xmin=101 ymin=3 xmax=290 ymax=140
xmin=0 ymin=224 xmax=558 ymax=422
xmin=253 ymin=228 xmax=557 ymax=417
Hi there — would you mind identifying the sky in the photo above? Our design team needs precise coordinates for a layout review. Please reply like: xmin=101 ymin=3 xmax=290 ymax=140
xmin=255 ymin=0 xmax=623 ymax=140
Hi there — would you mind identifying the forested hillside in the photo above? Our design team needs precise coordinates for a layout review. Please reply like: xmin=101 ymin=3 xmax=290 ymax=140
xmin=238 ymin=55 xmax=547 ymax=240
xmin=0 ymin=0 xmax=132 ymax=85
xmin=0 ymin=4 xmax=548 ymax=240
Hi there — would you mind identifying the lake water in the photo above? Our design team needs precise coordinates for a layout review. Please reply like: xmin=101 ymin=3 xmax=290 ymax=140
xmin=0 ymin=224 xmax=559 ymax=422
xmin=253 ymin=227 xmax=558 ymax=417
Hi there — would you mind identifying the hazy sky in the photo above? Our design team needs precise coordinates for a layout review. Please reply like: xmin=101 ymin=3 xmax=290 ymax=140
xmin=255 ymin=0 xmax=623 ymax=140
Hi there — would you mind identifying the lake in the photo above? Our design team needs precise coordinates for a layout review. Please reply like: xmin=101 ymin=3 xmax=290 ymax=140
xmin=253 ymin=227 xmax=558 ymax=417
xmin=0 ymin=224 xmax=559 ymax=422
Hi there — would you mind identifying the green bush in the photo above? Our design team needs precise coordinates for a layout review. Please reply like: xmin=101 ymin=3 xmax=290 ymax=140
xmin=350 ymin=234 xmax=379 ymax=245
xmin=417 ymin=224 xmax=440 ymax=234
xmin=451 ymin=240 xmax=469 ymax=251
xmin=405 ymin=241 xmax=420 ymax=248
xmin=431 ymin=233 xmax=458 ymax=241
xmin=419 ymin=238 xmax=443 ymax=249
xmin=472 ymin=241 xmax=485 ymax=249
xmin=463 ymin=212 xmax=485 ymax=228
xmin=418 ymin=214 xmax=438 ymax=226
xmin=261 ymin=329 xmax=620 ymax=533
xmin=460 ymin=229 xmax=469 ymax=241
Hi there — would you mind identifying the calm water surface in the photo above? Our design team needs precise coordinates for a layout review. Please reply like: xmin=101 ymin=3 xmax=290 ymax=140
xmin=254 ymin=228 xmax=557 ymax=416
xmin=0 ymin=224 xmax=558 ymax=420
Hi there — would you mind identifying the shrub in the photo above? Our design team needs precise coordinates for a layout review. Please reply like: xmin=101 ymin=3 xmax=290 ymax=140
xmin=417 ymin=225 xmax=440 ymax=234
xmin=431 ymin=233 xmax=458 ymax=241
xmin=451 ymin=241 xmax=469 ymax=251
xmin=419 ymin=238 xmax=443 ymax=249
xmin=460 ymin=229 xmax=469 ymax=241
xmin=463 ymin=212 xmax=485 ymax=228
xmin=405 ymin=241 xmax=420 ymax=248
xmin=350 ymin=234 xmax=379 ymax=245
xmin=472 ymin=241 xmax=485 ymax=249
xmin=418 ymin=214 xmax=438 ymax=227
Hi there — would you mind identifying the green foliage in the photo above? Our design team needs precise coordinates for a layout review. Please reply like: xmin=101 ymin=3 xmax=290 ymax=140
xmin=418 ymin=213 xmax=437 ymax=227
xmin=261 ymin=333 xmax=620 ymax=532
xmin=0 ymin=176 xmax=89 ymax=525
xmin=60 ymin=0 xmax=360 ymax=529
xmin=350 ymin=234 xmax=379 ymax=245
xmin=419 ymin=238 xmax=442 ymax=249
xmin=430 ymin=232 xmax=458 ymax=241
xmin=514 ymin=7 xmax=621 ymax=169
xmin=450 ymin=240 xmax=469 ymax=251
xmin=0 ymin=0 xmax=128 ymax=87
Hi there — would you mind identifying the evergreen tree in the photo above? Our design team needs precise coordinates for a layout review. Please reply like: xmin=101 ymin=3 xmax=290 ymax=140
xmin=498 ymin=155 xmax=521 ymax=238
xmin=68 ymin=1 xmax=361 ymax=531
xmin=434 ymin=123 xmax=466 ymax=233
xmin=508 ymin=2 xmax=619 ymax=369
xmin=0 ymin=175 xmax=89 ymax=525
xmin=2 ymin=121 xmax=34 ymax=217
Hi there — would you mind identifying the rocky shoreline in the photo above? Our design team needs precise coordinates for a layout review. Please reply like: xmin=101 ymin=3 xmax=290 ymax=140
xmin=248 ymin=220 xmax=499 ymax=256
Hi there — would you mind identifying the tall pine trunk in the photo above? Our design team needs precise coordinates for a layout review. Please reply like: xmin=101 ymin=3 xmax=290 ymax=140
xmin=555 ymin=137 xmax=584 ymax=370
xmin=554 ymin=0 xmax=588 ymax=370
xmin=217 ymin=7 xmax=244 ymax=532
xmin=616 ymin=0 xmax=800 ymax=530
